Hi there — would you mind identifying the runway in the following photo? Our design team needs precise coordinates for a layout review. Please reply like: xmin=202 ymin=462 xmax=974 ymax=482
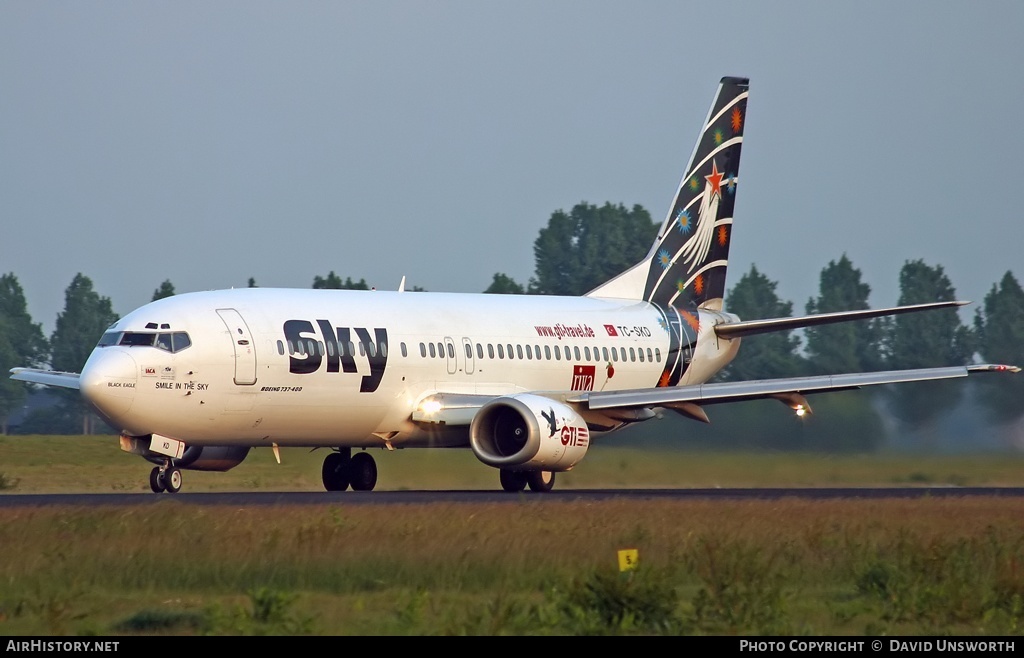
xmin=3 ymin=486 xmax=1024 ymax=507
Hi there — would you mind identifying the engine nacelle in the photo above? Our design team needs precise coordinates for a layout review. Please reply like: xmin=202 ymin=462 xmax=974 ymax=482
xmin=120 ymin=434 xmax=250 ymax=472
xmin=469 ymin=394 xmax=590 ymax=471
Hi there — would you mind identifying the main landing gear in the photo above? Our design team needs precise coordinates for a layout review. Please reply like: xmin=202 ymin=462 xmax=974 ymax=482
xmin=499 ymin=469 xmax=556 ymax=493
xmin=322 ymin=448 xmax=378 ymax=492
xmin=149 ymin=461 xmax=182 ymax=494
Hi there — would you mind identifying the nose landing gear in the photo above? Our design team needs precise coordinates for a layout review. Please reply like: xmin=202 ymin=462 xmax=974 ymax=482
xmin=149 ymin=461 xmax=182 ymax=494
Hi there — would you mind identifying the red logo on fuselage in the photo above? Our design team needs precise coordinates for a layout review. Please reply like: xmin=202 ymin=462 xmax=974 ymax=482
xmin=604 ymin=324 xmax=618 ymax=336
xmin=571 ymin=365 xmax=595 ymax=391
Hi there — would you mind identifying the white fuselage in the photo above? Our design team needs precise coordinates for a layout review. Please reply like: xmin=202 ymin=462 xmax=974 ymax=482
xmin=79 ymin=288 xmax=740 ymax=449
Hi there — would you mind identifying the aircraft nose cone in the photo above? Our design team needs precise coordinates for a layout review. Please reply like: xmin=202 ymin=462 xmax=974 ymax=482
xmin=80 ymin=349 xmax=138 ymax=424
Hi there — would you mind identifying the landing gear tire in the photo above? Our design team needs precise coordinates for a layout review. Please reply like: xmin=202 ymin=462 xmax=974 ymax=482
xmin=499 ymin=469 xmax=528 ymax=492
xmin=164 ymin=467 xmax=182 ymax=493
xmin=527 ymin=471 xmax=556 ymax=492
xmin=349 ymin=452 xmax=378 ymax=491
xmin=149 ymin=467 xmax=165 ymax=493
xmin=322 ymin=450 xmax=352 ymax=491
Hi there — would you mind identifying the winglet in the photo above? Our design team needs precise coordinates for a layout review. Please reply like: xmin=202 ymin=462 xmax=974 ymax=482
xmin=968 ymin=364 xmax=1022 ymax=373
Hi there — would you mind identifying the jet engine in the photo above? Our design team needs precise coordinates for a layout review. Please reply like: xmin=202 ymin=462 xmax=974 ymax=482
xmin=469 ymin=394 xmax=591 ymax=471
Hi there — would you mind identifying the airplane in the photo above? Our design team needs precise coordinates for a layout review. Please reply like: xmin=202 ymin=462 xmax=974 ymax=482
xmin=11 ymin=76 xmax=1020 ymax=494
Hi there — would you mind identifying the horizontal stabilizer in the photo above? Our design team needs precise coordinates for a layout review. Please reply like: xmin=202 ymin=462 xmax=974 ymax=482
xmin=9 ymin=367 xmax=81 ymax=390
xmin=714 ymin=301 xmax=968 ymax=339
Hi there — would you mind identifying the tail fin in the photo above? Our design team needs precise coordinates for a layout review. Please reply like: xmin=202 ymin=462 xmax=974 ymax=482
xmin=586 ymin=76 xmax=748 ymax=310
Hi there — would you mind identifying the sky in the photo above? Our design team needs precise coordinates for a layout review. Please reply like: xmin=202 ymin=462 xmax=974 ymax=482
xmin=2 ymin=1 xmax=1022 ymax=335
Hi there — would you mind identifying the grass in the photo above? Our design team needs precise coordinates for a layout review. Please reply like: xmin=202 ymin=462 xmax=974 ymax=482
xmin=2 ymin=435 xmax=1024 ymax=635
xmin=1 ymin=498 xmax=1024 ymax=635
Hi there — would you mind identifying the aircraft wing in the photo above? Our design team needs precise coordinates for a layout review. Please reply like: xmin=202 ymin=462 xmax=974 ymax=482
xmin=9 ymin=368 xmax=81 ymax=390
xmin=413 ymin=364 xmax=1019 ymax=427
xmin=570 ymin=364 xmax=1019 ymax=421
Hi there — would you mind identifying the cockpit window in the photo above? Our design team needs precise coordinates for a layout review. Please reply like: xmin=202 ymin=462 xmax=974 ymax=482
xmin=172 ymin=333 xmax=191 ymax=352
xmin=120 ymin=333 xmax=156 ymax=347
xmin=96 ymin=331 xmax=192 ymax=353
xmin=97 ymin=331 xmax=122 ymax=347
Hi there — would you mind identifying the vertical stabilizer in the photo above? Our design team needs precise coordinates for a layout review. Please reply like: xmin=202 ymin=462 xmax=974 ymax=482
xmin=586 ymin=77 xmax=748 ymax=311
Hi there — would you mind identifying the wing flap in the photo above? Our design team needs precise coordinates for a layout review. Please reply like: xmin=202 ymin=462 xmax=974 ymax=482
xmin=9 ymin=367 xmax=81 ymax=390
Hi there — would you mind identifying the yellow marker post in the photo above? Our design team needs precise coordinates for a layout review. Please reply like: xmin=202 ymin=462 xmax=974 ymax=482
xmin=617 ymin=548 xmax=639 ymax=572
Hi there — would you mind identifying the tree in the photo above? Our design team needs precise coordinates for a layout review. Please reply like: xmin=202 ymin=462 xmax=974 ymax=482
xmin=973 ymin=271 xmax=1024 ymax=424
xmin=151 ymin=279 xmax=175 ymax=301
xmin=247 ymin=277 xmax=258 ymax=288
xmin=804 ymin=255 xmax=885 ymax=374
xmin=884 ymin=260 xmax=973 ymax=432
xmin=529 ymin=202 xmax=658 ymax=296
xmin=484 ymin=273 xmax=525 ymax=294
xmin=801 ymin=256 xmax=889 ymax=451
xmin=703 ymin=266 xmax=807 ymax=451
xmin=0 ymin=273 xmax=48 ymax=434
xmin=312 ymin=272 xmax=369 ymax=290
xmin=717 ymin=264 xmax=804 ymax=381
xmin=50 ymin=274 xmax=119 ymax=434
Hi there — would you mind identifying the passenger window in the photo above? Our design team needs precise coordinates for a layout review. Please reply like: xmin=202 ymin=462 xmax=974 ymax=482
xmin=465 ymin=343 xmax=472 ymax=358
xmin=554 ymin=346 xmax=560 ymax=360
xmin=477 ymin=343 xmax=483 ymax=359
xmin=647 ymin=348 xmax=653 ymax=362
xmin=507 ymin=344 xmax=514 ymax=359
xmin=326 ymin=341 xmax=336 ymax=356
xmin=602 ymin=347 xmax=609 ymax=362
xmin=277 ymin=340 xmax=285 ymax=356
xmin=488 ymin=344 xmax=494 ymax=359
xmin=367 ymin=342 xmax=376 ymax=357
xmin=526 ymin=345 xmax=533 ymax=360
xmin=639 ymin=347 xmax=645 ymax=362
xmin=630 ymin=348 xmax=636 ymax=362
xmin=419 ymin=342 xmax=426 ymax=358
xmin=516 ymin=345 xmax=523 ymax=360
xmin=497 ymin=344 xmax=505 ymax=359
xmin=655 ymin=348 xmax=661 ymax=362
xmin=584 ymin=346 xmax=591 ymax=361
xmin=611 ymin=347 xmax=618 ymax=362
xmin=447 ymin=343 xmax=454 ymax=358
xmin=573 ymin=346 xmax=581 ymax=361
xmin=401 ymin=342 xmax=408 ymax=357
xmin=544 ymin=345 xmax=551 ymax=360
xmin=380 ymin=342 xmax=388 ymax=358
xmin=429 ymin=343 xmax=436 ymax=358
xmin=436 ymin=342 xmax=444 ymax=357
